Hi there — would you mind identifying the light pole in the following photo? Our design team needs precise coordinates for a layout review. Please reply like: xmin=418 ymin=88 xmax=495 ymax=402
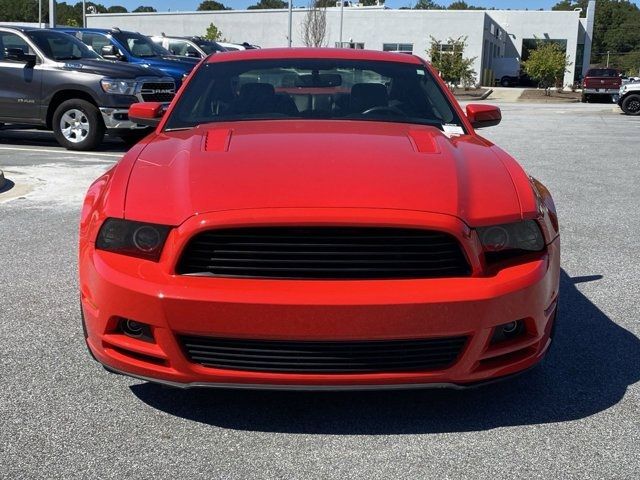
xmin=38 ymin=0 xmax=42 ymax=28
xmin=288 ymin=0 xmax=293 ymax=47
xmin=48 ymin=0 xmax=56 ymax=28
xmin=339 ymin=1 xmax=344 ymax=47
xmin=82 ymin=0 xmax=86 ymax=27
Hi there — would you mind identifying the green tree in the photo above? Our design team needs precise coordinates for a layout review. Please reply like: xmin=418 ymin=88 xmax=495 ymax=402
xmin=247 ymin=0 xmax=287 ymax=9
xmin=414 ymin=0 xmax=443 ymax=9
xmin=197 ymin=0 xmax=231 ymax=10
xmin=552 ymin=0 xmax=640 ymax=74
xmin=204 ymin=23 xmax=224 ymax=41
xmin=133 ymin=6 xmax=157 ymax=12
xmin=107 ymin=5 xmax=128 ymax=13
xmin=448 ymin=1 xmax=484 ymax=10
xmin=522 ymin=41 xmax=571 ymax=94
xmin=428 ymin=36 xmax=476 ymax=87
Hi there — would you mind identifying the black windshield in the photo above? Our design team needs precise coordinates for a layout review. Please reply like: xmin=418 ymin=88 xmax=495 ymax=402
xmin=113 ymin=32 xmax=170 ymax=58
xmin=165 ymin=58 xmax=464 ymax=131
xmin=197 ymin=41 xmax=226 ymax=54
xmin=27 ymin=30 xmax=99 ymax=61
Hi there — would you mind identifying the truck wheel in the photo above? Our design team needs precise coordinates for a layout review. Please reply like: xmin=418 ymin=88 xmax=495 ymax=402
xmin=621 ymin=94 xmax=640 ymax=115
xmin=52 ymin=99 xmax=105 ymax=151
xmin=500 ymin=77 xmax=511 ymax=87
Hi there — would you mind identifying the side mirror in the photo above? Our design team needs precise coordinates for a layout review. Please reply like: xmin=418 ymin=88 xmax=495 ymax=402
xmin=186 ymin=50 xmax=200 ymax=58
xmin=5 ymin=47 xmax=36 ymax=64
xmin=101 ymin=44 xmax=122 ymax=59
xmin=128 ymin=102 xmax=166 ymax=127
xmin=466 ymin=104 xmax=501 ymax=129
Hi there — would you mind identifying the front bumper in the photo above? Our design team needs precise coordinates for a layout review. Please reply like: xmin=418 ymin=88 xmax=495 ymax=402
xmin=80 ymin=210 xmax=560 ymax=389
xmin=99 ymin=107 xmax=148 ymax=130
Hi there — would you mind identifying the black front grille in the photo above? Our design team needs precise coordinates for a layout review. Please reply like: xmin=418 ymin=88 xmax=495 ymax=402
xmin=176 ymin=227 xmax=471 ymax=279
xmin=140 ymin=81 xmax=175 ymax=102
xmin=178 ymin=335 xmax=469 ymax=373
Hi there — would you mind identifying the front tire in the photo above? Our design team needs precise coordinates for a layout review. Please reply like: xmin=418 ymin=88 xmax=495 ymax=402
xmin=621 ymin=94 xmax=640 ymax=115
xmin=52 ymin=99 xmax=105 ymax=151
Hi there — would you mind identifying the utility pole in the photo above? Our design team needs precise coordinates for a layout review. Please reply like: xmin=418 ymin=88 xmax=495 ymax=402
xmin=48 ymin=0 xmax=56 ymax=28
xmin=606 ymin=51 xmax=610 ymax=68
xmin=82 ymin=0 xmax=86 ymax=27
xmin=288 ymin=0 xmax=293 ymax=47
xmin=38 ymin=0 xmax=42 ymax=28
xmin=339 ymin=1 xmax=344 ymax=47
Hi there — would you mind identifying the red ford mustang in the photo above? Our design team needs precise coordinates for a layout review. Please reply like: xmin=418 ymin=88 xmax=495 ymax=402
xmin=79 ymin=48 xmax=560 ymax=389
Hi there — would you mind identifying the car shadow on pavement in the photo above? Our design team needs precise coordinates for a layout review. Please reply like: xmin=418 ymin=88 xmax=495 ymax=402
xmin=0 ymin=127 xmax=128 ymax=153
xmin=130 ymin=270 xmax=640 ymax=434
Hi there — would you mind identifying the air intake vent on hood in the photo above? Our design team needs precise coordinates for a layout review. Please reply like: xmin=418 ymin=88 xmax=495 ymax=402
xmin=204 ymin=129 xmax=232 ymax=152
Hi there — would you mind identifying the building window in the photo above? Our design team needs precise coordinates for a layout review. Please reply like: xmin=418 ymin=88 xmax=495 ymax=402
xmin=383 ymin=43 xmax=413 ymax=53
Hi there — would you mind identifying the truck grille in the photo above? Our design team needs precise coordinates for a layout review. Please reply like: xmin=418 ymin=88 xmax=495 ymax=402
xmin=140 ymin=81 xmax=175 ymax=102
xmin=176 ymin=227 xmax=471 ymax=279
xmin=178 ymin=335 xmax=469 ymax=373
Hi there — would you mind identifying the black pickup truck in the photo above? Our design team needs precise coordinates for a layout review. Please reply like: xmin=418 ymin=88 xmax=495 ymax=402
xmin=0 ymin=26 xmax=176 ymax=150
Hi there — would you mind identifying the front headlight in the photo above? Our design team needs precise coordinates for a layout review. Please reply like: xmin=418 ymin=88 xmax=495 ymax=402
xmin=477 ymin=220 xmax=545 ymax=263
xmin=96 ymin=218 xmax=171 ymax=261
xmin=100 ymin=79 xmax=138 ymax=96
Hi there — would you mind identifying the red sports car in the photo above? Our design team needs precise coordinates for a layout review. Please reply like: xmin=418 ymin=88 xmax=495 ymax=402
xmin=79 ymin=48 xmax=560 ymax=389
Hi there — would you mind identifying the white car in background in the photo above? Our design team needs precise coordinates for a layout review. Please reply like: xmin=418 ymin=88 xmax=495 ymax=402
xmin=217 ymin=41 xmax=260 ymax=51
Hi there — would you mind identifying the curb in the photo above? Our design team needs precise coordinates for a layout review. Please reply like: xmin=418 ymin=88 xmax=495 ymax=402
xmin=0 ymin=170 xmax=5 ymax=191
xmin=479 ymin=89 xmax=494 ymax=100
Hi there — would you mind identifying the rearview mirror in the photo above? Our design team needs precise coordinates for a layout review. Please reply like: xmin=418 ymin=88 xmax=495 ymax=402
xmin=466 ymin=104 xmax=501 ymax=129
xmin=5 ymin=47 xmax=36 ymax=64
xmin=128 ymin=102 xmax=166 ymax=127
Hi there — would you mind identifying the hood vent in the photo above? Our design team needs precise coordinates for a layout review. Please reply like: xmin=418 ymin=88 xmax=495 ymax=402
xmin=204 ymin=129 xmax=232 ymax=152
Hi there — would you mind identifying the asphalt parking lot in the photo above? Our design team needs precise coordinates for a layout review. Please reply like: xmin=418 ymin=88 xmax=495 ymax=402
xmin=1 ymin=103 xmax=639 ymax=479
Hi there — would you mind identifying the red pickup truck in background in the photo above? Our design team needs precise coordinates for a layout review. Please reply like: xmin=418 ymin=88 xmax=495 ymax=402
xmin=582 ymin=68 xmax=621 ymax=103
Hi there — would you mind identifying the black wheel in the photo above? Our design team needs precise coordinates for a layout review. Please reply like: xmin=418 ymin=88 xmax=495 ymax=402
xmin=621 ymin=94 xmax=640 ymax=115
xmin=118 ymin=129 xmax=150 ymax=147
xmin=500 ymin=77 xmax=511 ymax=88
xmin=52 ymin=99 xmax=105 ymax=151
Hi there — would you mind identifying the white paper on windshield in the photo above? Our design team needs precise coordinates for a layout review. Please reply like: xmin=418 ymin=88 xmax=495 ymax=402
xmin=443 ymin=124 xmax=465 ymax=137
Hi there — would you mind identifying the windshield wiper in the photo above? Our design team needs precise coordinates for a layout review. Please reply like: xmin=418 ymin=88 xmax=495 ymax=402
xmin=57 ymin=56 xmax=83 ymax=60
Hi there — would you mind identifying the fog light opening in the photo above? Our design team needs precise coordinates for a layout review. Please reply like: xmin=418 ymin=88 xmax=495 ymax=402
xmin=118 ymin=318 xmax=154 ymax=342
xmin=491 ymin=319 xmax=526 ymax=344
xmin=502 ymin=321 xmax=519 ymax=334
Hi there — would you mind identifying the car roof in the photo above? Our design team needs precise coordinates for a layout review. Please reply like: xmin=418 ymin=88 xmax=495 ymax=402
xmin=0 ymin=25 xmax=41 ymax=32
xmin=205 ymin=48 xmax=423 ymax=65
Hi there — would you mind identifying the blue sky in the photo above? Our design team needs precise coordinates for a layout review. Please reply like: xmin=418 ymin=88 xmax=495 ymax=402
xmin=98 ymin=1 xmax=637 ymax=12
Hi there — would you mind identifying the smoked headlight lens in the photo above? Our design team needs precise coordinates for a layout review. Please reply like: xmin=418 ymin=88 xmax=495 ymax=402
xmin=100 ymin=79 xmax=138 ymax=96
xmin=96 ymin=218 xmax=170 ymax=261
xmin=478 ymin=220 xmax=545 ymax=262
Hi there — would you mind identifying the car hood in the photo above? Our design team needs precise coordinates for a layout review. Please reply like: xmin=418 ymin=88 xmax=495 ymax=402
xmin=58 ymin=58 xmax=166 ymax=79
xmin=125 ymin=121 xmax=531 ymax=226
xmin=139 ymin=56 xmax=198 ymax=71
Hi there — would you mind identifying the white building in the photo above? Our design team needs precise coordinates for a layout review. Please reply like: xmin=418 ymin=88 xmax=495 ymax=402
xmin=86 ymin=1 xmax=595 ymax=87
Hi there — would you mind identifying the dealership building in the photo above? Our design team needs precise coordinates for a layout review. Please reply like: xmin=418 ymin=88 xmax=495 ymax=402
xmin=87 ymin=0 xmax=595 ymax=87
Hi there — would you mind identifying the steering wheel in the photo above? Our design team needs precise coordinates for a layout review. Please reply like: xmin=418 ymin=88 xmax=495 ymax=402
xmin=361 ymin=105 xmax=407 ymax=116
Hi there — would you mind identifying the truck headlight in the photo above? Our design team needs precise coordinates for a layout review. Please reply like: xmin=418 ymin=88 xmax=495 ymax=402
xmin=96 ymin=218 xmax=171 ymax=261
xmin=477 ymin=220 xmax=545 ymax=263
xmin=100 ymin=79 xmax=138 ymax=96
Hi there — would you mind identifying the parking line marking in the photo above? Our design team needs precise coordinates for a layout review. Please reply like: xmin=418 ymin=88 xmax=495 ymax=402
xmin=0 ymin=146 xmax=123 ymax=158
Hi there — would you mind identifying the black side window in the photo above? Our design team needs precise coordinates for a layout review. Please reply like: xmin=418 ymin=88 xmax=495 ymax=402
xmin=0 ymin=32 xmax=34 ymax=60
